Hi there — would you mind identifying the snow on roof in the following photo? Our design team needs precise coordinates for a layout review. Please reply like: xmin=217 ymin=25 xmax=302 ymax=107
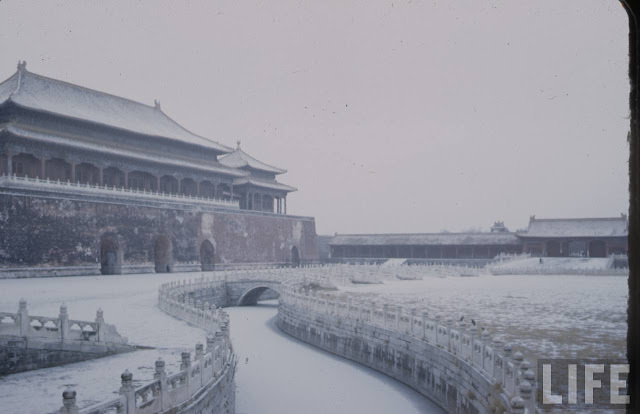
xmin=219 ymin=143 xmax=287 ymax=174
xmin=0 ymin=63 xmax=233 ymax=153
xmin=329 ymin=232 xmax=520 ymax=246
xmin=3 ymin=124 xmax=247 ymax=178
xmin=518 ymin=217 xmax=628 ymax=238
xmin=232 ymin=176 xmax=297 ymax=192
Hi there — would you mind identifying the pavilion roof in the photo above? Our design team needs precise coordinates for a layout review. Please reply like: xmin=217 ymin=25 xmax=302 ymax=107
xmin=517 ymin=216 xmax=628 ymax=238
xmin=0 ymin=63 xmax=233 ymax=153
xmin=218 ymin=145 xmax=287 ymax=174
xmin=329 ymin=232 xmax=520 ymax=246
xmin=232 ymin=176 xmax=297 ymax=192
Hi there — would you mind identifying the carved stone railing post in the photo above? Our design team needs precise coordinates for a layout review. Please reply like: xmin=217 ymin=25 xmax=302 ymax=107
xmin=59 ymin=303 xmax=69 ymax=341
xmin=18 ymin=298 xmax=29 ymax=336
xmin=383 ymin=304 xmax=390 ymax=329
xmin=181 ymin=351 xmax=192 ymax=396
xmin=95 ymin=308 xmax=105 ymax=342
xmin=510 ymin=396 xmax=525 ymax=414
xmin=181 ymin=351 xmax=191 ymax=370
xmin=513 ymin=351 xmax=524 ymax=388
xmin=154 ymin=358 xmax=168 ymax=410
xmin=119 ymin=370 xmax=136 ymax=414
xmin=59 ymin=389 xmax=78 ymax=414
xmin=410 ymin=308 xmax=416 ymax=334
xmin=422 ymin=312 xmax=428 ymax=339
xmin=206 ymin=335 xmax=216 ymax=354
xmin=446 ymin=319 xmax=453 ymax=353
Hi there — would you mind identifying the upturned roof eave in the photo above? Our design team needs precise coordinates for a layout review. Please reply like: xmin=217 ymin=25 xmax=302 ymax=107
xmin=218 ymin=148 xmax=287 ymax=174
xmin=232 ymin=177 xmax=297 ymax=192
xmin=6 ymin=99 xmax=234 ymax=155
xmin=1 ymin=123 xmax=248 ymax=178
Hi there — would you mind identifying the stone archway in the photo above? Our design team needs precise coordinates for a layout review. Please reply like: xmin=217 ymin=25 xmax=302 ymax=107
xmin=291 ymin=246 xmax=301 ymax=267
xmin=200 ymin=240 xmax=215 ymax=271
xmin=237 ymin=286 xmax=280 ymax=306
xmin=589 ymin=240 xmax=607 ymax=258
xmin=154 ymin=235 xmax=173 ymax=273
xmin=100 ymin=234 xmax=122 ymax=275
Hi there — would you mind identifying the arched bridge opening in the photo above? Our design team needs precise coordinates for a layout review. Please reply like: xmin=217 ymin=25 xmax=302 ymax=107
xmin=237 ymin=286 xmax=280 ymax=306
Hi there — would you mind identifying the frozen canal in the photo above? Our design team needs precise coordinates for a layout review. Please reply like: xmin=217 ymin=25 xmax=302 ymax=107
xmin=341 ymin=274 xmax=628 ymax=362
xmin=0 ymin=273 xmax=442 ymax=414
xmin=228 ymin=302 xmax=440 ymax=414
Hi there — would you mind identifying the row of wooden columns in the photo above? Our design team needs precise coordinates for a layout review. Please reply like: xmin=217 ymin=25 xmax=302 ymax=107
xmin=3 ymin=151 xmax=235 ymax=199
xmin=243 ymin=191 xmax=287 ymax=214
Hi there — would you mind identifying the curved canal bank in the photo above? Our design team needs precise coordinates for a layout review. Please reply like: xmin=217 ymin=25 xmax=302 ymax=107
xmin=0 ymin=272 xmax=442 ymax=414
xmin=227 ymin=302 xmax=442 ymax=414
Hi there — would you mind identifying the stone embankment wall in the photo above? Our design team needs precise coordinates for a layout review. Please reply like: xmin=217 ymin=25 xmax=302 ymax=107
xmin=0 ymin=299 xmax=133 ymax=375
xmin=0 ymin=187 xmax=318 ymax=278
xmin=56 ymin=278 xmax=236 ymax=414
xmin=277 ymin=275 xmax=538 ymax=414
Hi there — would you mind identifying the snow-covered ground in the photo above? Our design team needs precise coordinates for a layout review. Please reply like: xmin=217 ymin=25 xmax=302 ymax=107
xmin=228 ymin=302 xmax=441 ymax=414
xmin=489 ymin=256 xmax=612 ymax=271
xmin=339 ymin=274 xmax=627 ymax=363
xmin=0 ymin=273 xmax=442 ymax=414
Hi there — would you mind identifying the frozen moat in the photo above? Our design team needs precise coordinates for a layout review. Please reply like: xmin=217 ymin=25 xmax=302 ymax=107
xmin=0 ymin=273 xmax=442 ymax=414
xmin=340 ymin=274 xmax=628 ymax=363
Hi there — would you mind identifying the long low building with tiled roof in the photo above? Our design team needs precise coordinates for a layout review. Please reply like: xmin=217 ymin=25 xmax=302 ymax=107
xmin=329 ymin=225 xmax=522 ymax=261
xmin=329 ymin=217 xmax=628 ymax=261
xmin=516 ymin=215 xmax=628 ymax=257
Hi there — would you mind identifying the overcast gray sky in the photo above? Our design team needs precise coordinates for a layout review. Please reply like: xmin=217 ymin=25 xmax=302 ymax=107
xmin=0 ymin=1 xmax=629 ymax=235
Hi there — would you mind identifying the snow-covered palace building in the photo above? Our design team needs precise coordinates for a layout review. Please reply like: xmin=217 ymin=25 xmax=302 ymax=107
xmin=329 ymin=216 xmax=628 ymax=263
xmin=0 ymin=62 xmax=317 ymax=277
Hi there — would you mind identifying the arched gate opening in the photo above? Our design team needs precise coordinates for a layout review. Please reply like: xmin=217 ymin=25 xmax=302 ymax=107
xmin=200 ymin=240 xmax=215 ymax=271
xmin=100 ymin=234 xmax=122 ymax=275
xmin=154 ymin=235 xmax=173 ymax=273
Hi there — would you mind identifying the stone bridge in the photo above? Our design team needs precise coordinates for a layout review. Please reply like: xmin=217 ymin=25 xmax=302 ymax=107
xmin=226 ymin=278 xmax=282 ymax=306
xmin=171 ymin=267 xmax=292 ymax=308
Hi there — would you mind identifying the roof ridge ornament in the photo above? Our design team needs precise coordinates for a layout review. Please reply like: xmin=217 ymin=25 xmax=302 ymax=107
xmin=12 ymin=60 xmax=27 ymax=97
xmin=153 ymin=99 xmax=161 ymax=111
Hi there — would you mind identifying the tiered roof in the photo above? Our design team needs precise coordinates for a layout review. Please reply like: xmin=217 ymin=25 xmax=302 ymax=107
xmin=0 ymin=62 xmax=233 ymax=153
xmin=233 ymin=176 xmax=297 ymax=192
xmin=517 ymin=216 xmax=628 ymax=238
xmin=218 ymin=143 xmax=287 ymax=174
